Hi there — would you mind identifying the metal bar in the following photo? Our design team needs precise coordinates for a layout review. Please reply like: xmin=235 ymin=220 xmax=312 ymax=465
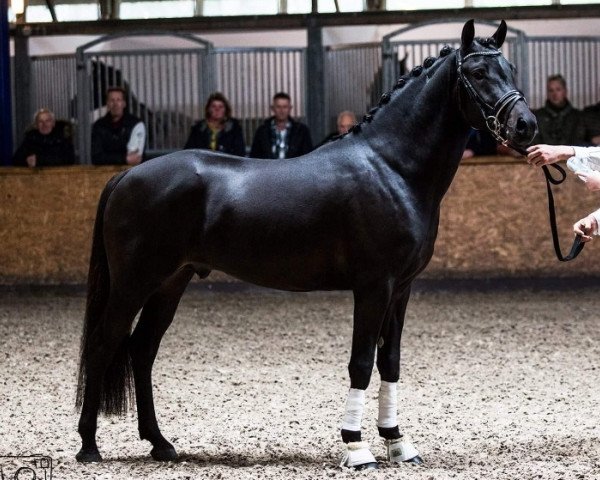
xmin=14 ymin=5 xmax=600 ymax=37
xmin=0 ymin=0 xmax=12 ymax=165
xmin=160 ymin=53 xmax=166 ymax=149
xmin=140 ymin=54 xmax=149 ymax=150
xmin=13 ymin=32 xmax=32 ymax=149
xmin=44 ymin=0 xmax=58 ymax=22
xmin=306 ymin=19 xmax=325 ymax=141
xmin=150 ymin=53 xmax=158 ymax=151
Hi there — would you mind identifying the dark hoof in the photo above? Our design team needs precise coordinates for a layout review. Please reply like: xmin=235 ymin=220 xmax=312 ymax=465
xmin=76 ymin=448 xmax=102 ymax=463
xmin=354 ymin=462 xmax=379 ymax=470
xmin=151 ymin=446 xmax=178 ymax=461
xmin=405 ymin=455 xmax=424 ymax=465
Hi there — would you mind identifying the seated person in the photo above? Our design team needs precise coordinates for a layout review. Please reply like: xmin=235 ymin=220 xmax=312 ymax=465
xmin=13 ymin=108 xmax=75 ymax=167
xmin=184 ymin=92 xmax=245 ymax=156
xmin=318 ymin=110 xmax=357 ymax=146
xmin=250 ymin=92 xmax=313 ymax=159
xmin=91 ymin=87 xmax=145 ymax=165
xmin=462 ymin=128 xmax=497 ymax=159
xmin=532 ymin=74 xmax=586 ymax=146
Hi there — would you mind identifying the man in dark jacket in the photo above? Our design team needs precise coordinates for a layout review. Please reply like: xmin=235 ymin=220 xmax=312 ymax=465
xmin=533 ymin=74 xmax=587 ymax=146
xmin=91 ymin=87 xmax=146 ymax=165
xmin=13 ymin=108 xmax=75 ymax=167
xmin=250 ymin=92 xmax=313 ymax=159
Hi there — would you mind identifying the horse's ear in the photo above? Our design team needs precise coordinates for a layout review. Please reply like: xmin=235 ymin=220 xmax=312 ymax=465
xmin=492 ymin=20 xmax=507 ymax=49
xmin=461 ymin=19 xmax=475 ymax=50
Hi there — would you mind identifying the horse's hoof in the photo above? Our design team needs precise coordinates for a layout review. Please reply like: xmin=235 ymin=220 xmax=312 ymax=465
xmin=340 ymin=441 xmax=378 ymax=470
xmin=354 ymin=461 xmax=379 ymax=470
xmin=405 ymin=455 xmax=424 ymax=465
xmin=76 ymin=448 xmax=102 ymax=463
xmin=385 ymin=436 xmax=421 ymax=465
xmin=150 ymin=446 xmax=178 ymax=461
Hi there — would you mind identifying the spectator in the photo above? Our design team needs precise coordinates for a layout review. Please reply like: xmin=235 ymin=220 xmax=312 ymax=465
xmin=318 ymin=110 xmax=357 ymax=147
xmin=184 ymin=92 xmax=245 ymax=156
xmin=462 ymin=128 xmax=498 ymax=159
xmin=532 ymin=74 xmax=586 ymax=146
xmin=583 ymin=100 xmax=600 ymax=146
xmin=91 ymin=87 xmax=145 ymax=165
xmin=250 ymin=92 xmax=313 ymax=159
xmin=13 ymin=108 xmax=75 ymax=167
xmin=527 ymin=143 xmax=600 ymax=242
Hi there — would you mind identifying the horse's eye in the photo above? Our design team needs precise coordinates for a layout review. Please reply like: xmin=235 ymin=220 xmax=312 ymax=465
xmin=472 ymin=70 xmax=485 ymax=80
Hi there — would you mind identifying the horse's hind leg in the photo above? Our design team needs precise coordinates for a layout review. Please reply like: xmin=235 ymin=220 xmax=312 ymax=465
xmin=129 ymin=267 xmax=195 ymax=461
xmin=77 ymin=289 xmax=149 ymax=462
xmin=376 ymin=285 xmax=422 ymax=465
xmin=340 ymin=280 xmax=393 ymax=470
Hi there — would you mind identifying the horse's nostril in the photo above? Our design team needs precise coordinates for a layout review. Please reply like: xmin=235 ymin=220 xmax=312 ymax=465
xmin=516 ymin=117 xmax=527 ymax=133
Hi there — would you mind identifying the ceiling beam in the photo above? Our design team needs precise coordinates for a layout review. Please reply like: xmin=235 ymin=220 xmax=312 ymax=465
xmin=11 ymin=4 xmax=600 ymax=37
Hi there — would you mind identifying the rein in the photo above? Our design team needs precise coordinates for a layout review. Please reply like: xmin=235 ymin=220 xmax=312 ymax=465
xmin=456 ymin=48 xmax=584 ymax=262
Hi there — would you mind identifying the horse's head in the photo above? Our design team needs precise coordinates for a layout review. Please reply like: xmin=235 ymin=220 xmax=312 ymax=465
xmin=456 ymin=19 xmax=537 ymax=151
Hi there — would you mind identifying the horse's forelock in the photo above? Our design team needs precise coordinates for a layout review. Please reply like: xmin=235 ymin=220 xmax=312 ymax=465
xmin=472 ymin=36 xmax=501 ymax=53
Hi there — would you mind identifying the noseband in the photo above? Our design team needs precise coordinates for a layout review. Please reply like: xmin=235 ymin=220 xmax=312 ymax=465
xmin=456 ymin=48 xmax=526 ymax=147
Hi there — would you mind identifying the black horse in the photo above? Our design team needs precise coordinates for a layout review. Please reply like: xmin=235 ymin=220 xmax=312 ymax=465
xmin=75 ymin=20 xmax=537 ymax=469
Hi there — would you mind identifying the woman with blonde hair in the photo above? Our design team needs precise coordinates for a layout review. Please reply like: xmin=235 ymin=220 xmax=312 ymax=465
xmin=184 ymin=92 xmax=245 ymax=157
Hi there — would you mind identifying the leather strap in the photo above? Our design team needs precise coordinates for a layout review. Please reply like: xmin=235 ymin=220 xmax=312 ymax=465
xmin=541 ymin=164 xmax=585 ymax=262
xmin=509 ymin=143 xmax=583 ymax=262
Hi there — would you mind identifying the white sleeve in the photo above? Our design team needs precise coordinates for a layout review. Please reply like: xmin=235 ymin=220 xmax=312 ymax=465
xmin=572 ymin=146 xmax=600 ymax=171
xmin=589 ymin=207 xmax=600 ymax=236
xmin=127 ymin=122 xmax=146 ymax=154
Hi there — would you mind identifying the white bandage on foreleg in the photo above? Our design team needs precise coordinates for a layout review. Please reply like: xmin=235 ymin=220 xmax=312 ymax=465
xmin=377 ymin=381 xmax=398 ymax=428
xmin=341 ymin=388 xmax=366 ymax=431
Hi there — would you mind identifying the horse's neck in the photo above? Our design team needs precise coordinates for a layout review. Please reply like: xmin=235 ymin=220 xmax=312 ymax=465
xmin=366 ymin=53 xmax=470 ymax=199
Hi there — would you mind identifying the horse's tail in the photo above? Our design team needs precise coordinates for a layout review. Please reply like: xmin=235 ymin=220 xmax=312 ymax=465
xmin=76 ymin=170 xmax=132 ymax=416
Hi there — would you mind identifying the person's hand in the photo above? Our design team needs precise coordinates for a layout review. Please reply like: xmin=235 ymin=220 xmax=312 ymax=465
xmin=591 ymin=134 xmax=600 ymax=146
xmin=573 ymin=214 xmax=597 ymax=242
xmin=526 ymin=144 xmax=575 ymax=166
xmin=126 ymin=151 xmax=142 ymax=165
xmin=26 ymin=154 xmax=37 ymax=168
xmin=461 ymin=149 xmax=475 ymax=160
xmin=575 ymin=170 xmax=600 ymax=191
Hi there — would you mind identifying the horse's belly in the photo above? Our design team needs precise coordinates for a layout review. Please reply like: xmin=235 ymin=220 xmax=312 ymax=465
xmin=196 ymin=235 xmax=354 ymax=291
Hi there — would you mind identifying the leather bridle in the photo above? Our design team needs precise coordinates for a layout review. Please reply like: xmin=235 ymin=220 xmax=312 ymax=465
xmin=456 ymin=48 xmax=526 ymax=147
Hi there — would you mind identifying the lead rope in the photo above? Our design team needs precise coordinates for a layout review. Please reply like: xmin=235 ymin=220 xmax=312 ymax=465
xmin=540 ymin=164 xmax=585 ymax=262
xmin=510 ymin=144 xmax=584 ymax=262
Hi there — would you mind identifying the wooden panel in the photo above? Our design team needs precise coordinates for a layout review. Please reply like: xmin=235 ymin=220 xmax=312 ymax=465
xmin=0 ymin=159 xmax=596 ymax=284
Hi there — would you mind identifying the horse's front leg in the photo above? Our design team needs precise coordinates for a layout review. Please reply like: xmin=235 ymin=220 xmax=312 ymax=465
xmin=340 ymin=280 xmax=393 ymax=470
xmin=376 ymin=285 xmax=422 ymax=465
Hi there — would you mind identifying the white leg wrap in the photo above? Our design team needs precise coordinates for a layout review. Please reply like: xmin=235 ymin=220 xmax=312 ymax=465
xmin=386 ymin=435 xmax=420 ymax=463
xmin=340 ymin=441 xmax=377 ymax=468
xmin=341 ymin=388 xmax=365 ymax=431
xmin=377 ymin=381 xmax=397 ymax=429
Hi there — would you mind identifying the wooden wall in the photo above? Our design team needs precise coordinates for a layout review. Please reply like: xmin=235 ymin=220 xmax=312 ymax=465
xmin=1 ymin=158 xmax=597 ymax=285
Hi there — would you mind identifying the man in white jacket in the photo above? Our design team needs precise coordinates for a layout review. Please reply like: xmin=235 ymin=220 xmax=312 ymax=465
xmin=527 ymin=144 xmax=600 ymax=242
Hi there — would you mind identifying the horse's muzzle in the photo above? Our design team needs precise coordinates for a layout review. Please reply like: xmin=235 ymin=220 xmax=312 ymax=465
xmin=507 ymin=108 xmax=538 ymax=147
